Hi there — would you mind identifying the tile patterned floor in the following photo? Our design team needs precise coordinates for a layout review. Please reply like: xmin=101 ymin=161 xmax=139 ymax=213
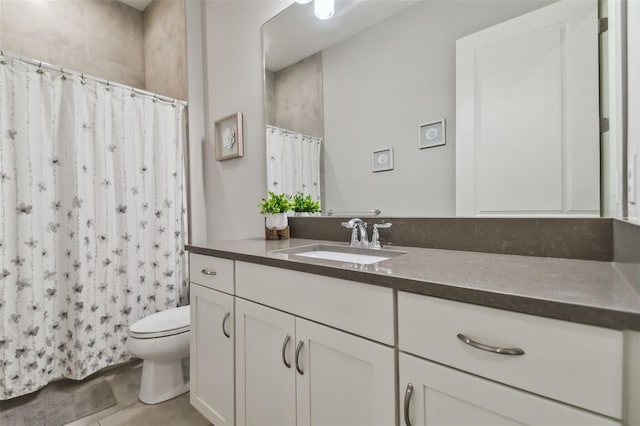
xmin=62 ymin=360 xmax=210 ymax=426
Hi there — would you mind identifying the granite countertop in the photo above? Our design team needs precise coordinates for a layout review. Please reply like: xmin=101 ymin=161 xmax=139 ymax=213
xmin=186 ymin=238 xmax=640 ymax=331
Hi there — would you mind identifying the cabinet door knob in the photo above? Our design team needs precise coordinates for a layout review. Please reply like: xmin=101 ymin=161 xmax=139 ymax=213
xmin=222 ymin=312 xmax=231 ymax=338
xmin=201 ymin=269 xmax=217 ymax=276
xmin=456 ymin=333 xmax=525 ymax=356
xmin=282 ymin=334 xmax=291 ymax=369
xmin=404 ymin=383 xmax=414 ymax=426
xmin=295 ymin=340 xmax=304 ymax=375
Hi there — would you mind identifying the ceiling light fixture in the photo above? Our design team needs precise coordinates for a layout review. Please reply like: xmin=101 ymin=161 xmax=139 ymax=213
xmin=314 ymin=0 xmax=335 ymax=20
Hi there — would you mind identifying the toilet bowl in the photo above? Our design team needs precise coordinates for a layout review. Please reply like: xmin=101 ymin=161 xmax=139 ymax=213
xmin=126 ymin=305 xmax=190 ymax=404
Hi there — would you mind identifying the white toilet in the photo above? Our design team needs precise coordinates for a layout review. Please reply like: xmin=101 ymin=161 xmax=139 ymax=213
xmin=126 ymin=305 xmax=191 ymax=404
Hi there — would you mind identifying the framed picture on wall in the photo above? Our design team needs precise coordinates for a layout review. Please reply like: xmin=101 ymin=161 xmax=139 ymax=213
xmin=214 ymin=112 xmax=244 ymax=161
xmin=418 ymin=119 xmax=446 ymax=149
xmin=371 ymin=148 xmax=394 ymax=172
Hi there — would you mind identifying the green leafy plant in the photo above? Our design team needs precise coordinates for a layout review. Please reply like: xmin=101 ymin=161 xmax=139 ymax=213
xmin=258 ymin=192 xmax=291 ymax=214
xmin=291 ymin=193 xmax=321 ymax=213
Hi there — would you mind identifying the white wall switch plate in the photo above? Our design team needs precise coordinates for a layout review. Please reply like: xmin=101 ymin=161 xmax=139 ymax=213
xmin=418 ymin=119 xmax=446 ymax=149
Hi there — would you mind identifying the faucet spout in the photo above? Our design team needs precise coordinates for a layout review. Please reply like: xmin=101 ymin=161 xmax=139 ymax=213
xmin=341 ymin=218 xmax=369 ymax=247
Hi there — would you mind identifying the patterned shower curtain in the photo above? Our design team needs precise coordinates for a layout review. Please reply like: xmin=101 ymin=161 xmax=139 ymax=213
xmin=0 ymin=58 xmax=188 ymax=399
xmin=266 ymin=125 xmax=322 ymax=202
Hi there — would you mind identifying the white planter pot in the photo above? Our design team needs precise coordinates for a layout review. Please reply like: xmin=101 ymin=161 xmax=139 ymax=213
xmin=265 ymin=213 xmax=288 ymax=230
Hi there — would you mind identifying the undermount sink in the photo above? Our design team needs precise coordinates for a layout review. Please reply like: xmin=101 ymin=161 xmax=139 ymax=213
xmin=275 ymin=244 xmax=406 ymax=265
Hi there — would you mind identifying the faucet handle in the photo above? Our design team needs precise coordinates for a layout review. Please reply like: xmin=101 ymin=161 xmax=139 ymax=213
xmin=341 ymin=218 xmax=365 ymax=228
xmin=371 ymin=223 xmax=392 ymax=249
xmin=373 ymin=222 xmax=392 ymax=229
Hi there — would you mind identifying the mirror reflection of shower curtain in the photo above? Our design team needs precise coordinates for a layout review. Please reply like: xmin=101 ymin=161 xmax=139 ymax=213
xmin=0 ymin=58 xmax=187 ymax=399
xmin=266 ymin=125 xmax=321 ymax=202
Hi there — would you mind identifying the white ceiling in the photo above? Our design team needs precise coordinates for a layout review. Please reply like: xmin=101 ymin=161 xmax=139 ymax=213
xmin=264 ymin=1 xmax=418 ymax=72
xmin=117 ymin=0 xmax=153 ymax=12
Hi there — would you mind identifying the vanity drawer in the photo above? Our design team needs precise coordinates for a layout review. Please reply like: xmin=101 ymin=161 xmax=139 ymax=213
xmin=235 ymin=261 xmax=394 ymax=345
xmin=398 ymin=291 xmax=623 ymax=419
xmin=189 ymin=253 xmax=234 ymax=294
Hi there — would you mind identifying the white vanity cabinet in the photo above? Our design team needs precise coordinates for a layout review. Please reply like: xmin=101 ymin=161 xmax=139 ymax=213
xmin=189 ymin=252 xmax=632 ymax=426
xmin=398 ymin=291 xmax=624 ymax=425
xmin=189 ymin=255 xmax=236 ymax=426
xmin=235 ymin=285 xmax=396 ymax=426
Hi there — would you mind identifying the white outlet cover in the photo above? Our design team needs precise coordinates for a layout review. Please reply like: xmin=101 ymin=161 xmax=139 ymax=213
xmin=419 ymin=119 xmax=446 ymax=149
xmin=371 ymin=148 xmax=394 ymax=172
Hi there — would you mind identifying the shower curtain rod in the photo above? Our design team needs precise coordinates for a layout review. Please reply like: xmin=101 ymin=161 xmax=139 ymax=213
xmin=1 ymin=51 xmax=188 ymax=107
xmin=266 ymin=124 xmax=322 ymax=140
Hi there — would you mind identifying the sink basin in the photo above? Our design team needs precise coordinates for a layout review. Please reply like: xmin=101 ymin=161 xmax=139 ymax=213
xmin=295 ymin=250 xmax=390 ymax=265
xmin=274 ymin=244 xmax=405 ymax=265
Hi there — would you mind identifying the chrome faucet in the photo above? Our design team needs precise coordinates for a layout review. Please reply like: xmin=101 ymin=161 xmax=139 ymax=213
xmin=340 ymin=219 xmax=393 ymax=248
xmin=341 ymin=218 xmax=369 ymax=247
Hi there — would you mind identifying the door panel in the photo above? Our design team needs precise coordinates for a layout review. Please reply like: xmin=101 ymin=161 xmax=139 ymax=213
xmin=236 ymin=298 xmax=296 ymax=426
xmin=456 ymin=0 xmax=599 ymax=216
xmin=190 ymin=284 xmax=235 ymax=426
xmin=295 ymin=318 xmax=395 ymax=426
xmin=399 ymin=353 xmax=619 ymax=426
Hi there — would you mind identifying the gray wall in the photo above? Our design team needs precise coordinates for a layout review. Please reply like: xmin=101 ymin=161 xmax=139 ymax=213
xmin=322 ymin=0 xmax=551 ymax=216
xmin=267 ymin=52 xmax=324 ymax=138
xmin=265 ymin=69 xmax=277 ymax=127
xmin=144 ymin=0 xmax=188 ymax=100
xmin=185 ymin=0 xmax=208 ymax=243
xmin=201 ymin=0 xmax=290 ymax=241
xmin=0 ymin=0 xmax=145 ymax=89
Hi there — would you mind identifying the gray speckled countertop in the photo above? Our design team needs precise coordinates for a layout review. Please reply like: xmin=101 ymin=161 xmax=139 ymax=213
xmin=186 ymin=238 xmax=640 ymax=331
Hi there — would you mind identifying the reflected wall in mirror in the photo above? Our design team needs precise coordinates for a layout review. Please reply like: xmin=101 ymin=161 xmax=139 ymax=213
xmin=263 ymin=0 xmax=604 ymax=217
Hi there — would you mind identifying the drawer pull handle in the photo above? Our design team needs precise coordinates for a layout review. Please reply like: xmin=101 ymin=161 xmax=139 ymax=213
xmin=457 ymin=333 xmax=524 ymax=356
xmin=295 ymin=340 xmax=304 ymax=375
xmin=201 ymin=269 xmax=217 ymax=276
xmin=404 ymin=383 xmax=413 ymax=426
xmin=222 ymin=312 xmax=231 ymax=338
xmin=282 ymin=334 xmax=291 ymax=369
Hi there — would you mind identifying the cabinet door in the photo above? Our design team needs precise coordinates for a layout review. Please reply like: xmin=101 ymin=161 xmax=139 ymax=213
xmin=236 ymin=299 xmax=296 ymax=426
xmin=190 ymin=283 xmax=235 ymax=426
xmin=399 ymin=353 xmax=619 ymax=426
xmin=295 ymin=318 xmax=395 ymax=426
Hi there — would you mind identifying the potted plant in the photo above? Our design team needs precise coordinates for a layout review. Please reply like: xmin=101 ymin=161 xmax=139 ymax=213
xmin=259 ymin=192 xmax=291 ymax=230
xmin=291 ymin=193 xmax=321 ymax=216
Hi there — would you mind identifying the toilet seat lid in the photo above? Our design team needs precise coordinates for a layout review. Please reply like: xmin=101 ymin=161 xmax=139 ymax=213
xmin=129 ymin=305 xmax=190 ymax=336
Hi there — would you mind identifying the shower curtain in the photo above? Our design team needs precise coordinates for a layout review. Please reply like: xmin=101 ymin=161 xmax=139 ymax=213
xmin=266 ymin=125 xmax=322 ymax=202
xmin=0 ymin=58 xmax=187 ymax=399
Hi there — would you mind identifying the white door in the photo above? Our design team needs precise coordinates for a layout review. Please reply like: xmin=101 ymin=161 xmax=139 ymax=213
xmin=190 ymin=284 xmax=235 ymax=426
xmin=399 ymin=353 xmax=619 ymax=426
xmin=456 ymin=0 xmax=600 ymax=217
xmin=235 ymin=299 xmax=296 ymax=426
xmin=295 ymin=318 xmax=395 ymax=426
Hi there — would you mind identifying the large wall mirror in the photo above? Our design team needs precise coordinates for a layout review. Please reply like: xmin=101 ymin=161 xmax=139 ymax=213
xmin=263 ymin=0 xmax=613 ymax=217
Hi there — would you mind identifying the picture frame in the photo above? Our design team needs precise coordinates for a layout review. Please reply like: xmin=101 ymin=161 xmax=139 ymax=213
xmin=371 ymin=148 xmax=394 ymax=172
xmin=214 ymin=112 xmax=244 ymax=161
xmin=418 ymin=119 xmax=446 ymax=149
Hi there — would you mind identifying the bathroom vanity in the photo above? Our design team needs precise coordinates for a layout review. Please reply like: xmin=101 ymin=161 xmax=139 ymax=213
xmin=187 ymin=238 xmax=640 ymax=426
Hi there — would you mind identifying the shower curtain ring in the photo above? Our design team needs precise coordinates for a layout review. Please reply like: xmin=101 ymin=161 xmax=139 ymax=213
xmin=36 ymin=62 xmax=44 ymax=74
xmin=80 ymin=73 xmax=86 ymax=85
xmin=60 ymin=67 xmax=67 ymax=80
xmin=130 ymin=88 xmax=136 ymax=98
xmin=153 ymin=95 xmax=157 ymax=103
xmin=171 ymin=100 xmax=176 ymax=108
xmin=0 ymin=51 xmax=5 ymax=65
xmin=106 ymin=81 xmax=111 ymax=92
